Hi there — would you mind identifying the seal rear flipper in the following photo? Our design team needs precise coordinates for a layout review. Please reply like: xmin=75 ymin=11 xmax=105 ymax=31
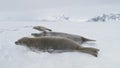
xmin=78 ymin=47 xmax=99 ymax=57
xmin=82 ymin=37 xmax=96 ymax=43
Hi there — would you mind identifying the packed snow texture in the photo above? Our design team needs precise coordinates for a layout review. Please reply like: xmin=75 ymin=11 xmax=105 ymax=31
xmin=0 ymin=21 xmax=120 ymax=68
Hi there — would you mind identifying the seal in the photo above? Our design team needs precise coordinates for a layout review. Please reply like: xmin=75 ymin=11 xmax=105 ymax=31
xmin=31 ymin=32 xmax=96 ymax=44
xmin=15 ymin=36 xmax=99 ymax=57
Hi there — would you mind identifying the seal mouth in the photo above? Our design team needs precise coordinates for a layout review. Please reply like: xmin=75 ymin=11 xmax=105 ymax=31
xmin=15 ymin=41 xmax=19 ymax=45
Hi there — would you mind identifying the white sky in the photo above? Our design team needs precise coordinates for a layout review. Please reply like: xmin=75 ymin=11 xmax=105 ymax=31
xmin=0 ymin=0 xmax=120 ymax=11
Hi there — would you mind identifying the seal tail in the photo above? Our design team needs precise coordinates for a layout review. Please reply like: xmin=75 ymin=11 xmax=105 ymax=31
xmin=78 ymin=47 xmax=99 ymax=57
xmin=82 ymin=37 xmax=96 ymax=42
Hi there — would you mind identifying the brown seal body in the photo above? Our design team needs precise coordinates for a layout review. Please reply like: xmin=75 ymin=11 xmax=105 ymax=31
xmin=15 ymin=36 xmax=99 ymax=57
xmin=31 ymin=32 xmax=96 ymax=44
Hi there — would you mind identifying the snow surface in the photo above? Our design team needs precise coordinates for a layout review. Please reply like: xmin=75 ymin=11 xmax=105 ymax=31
xmin=0 ymin=21 xmax=120 ymax=68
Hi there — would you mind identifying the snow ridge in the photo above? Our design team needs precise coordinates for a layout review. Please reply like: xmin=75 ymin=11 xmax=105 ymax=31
xmin=88 ymin=13 xmax=120 ymax=22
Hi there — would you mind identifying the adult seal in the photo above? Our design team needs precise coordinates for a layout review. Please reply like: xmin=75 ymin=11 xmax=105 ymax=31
xmin=15 ymin=36 xmax=99 ymax=57
xmin=31 ymin=32 xmax=96 ymax=44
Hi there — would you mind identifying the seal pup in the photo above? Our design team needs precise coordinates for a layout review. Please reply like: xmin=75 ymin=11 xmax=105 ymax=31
xmin=31 ymin=32 xmax=96 ymax=44
xmin=15 ymin=36 xmax=99 ymax=57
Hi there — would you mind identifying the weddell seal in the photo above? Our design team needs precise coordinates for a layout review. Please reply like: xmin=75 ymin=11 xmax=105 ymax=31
xmin=15 ymin=36 xmax=99 ymax=57
xmin=31 ymin=32 xmax=96 ymax=44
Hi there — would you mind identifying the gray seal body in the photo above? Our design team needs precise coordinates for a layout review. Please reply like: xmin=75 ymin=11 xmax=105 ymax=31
xmin=31 ymin=32 xmax=96 ymax=44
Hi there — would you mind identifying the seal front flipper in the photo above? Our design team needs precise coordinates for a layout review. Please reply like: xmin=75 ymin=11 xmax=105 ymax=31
xmin=47 ymin=49 xmax=54 ymax=53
